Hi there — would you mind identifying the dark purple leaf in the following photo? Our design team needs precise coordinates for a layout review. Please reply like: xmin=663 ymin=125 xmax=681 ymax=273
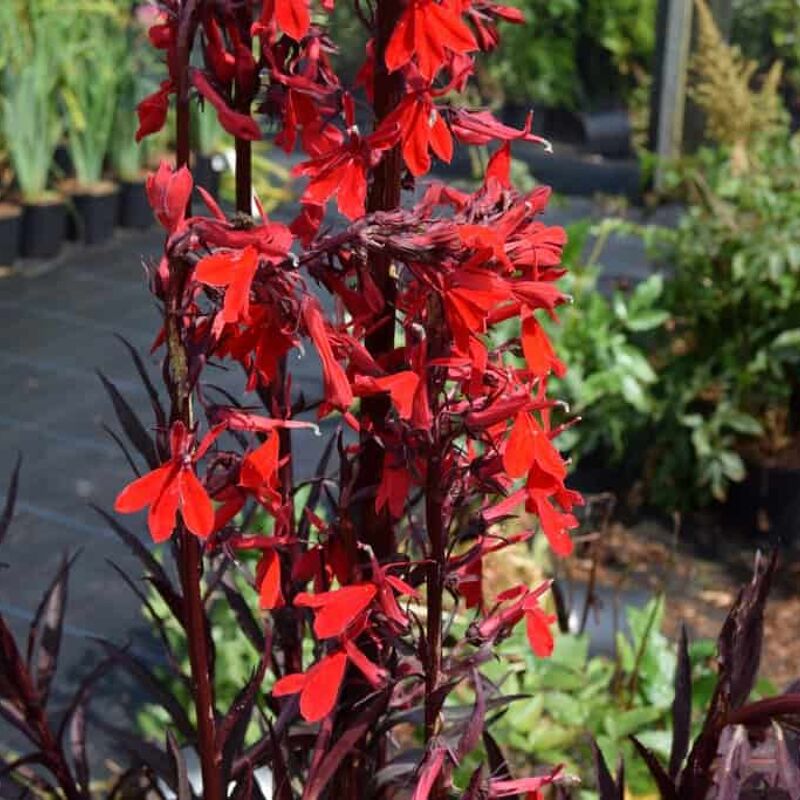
xmin=95 ymin=639 xmax=195 ymax=740
xmin=92 ymin=506 xmax=173 ymax=590
xmin=719 ymin=550 xmax=776 ymax=710
xmin=630 ymin=736 xmax=677 ymax=800
xmin=218 ymin=656 xmax=268 ymax=786
xmin=103 ymin=423 xmax=143 ymax=478
xmin=69 ymin=699 xmax=89 ymax=794
xmin=115 ymin=334 xmax=166 ymax=431
xmin=0 ymin=454 xmax=21 ymax=549
xmin=220 ymin=575 xmax=265 ymax=653
xmin=303 ymin=691 xmax=387 ymax=800
xmin=483 ymin=731 xmax=516 ymax=800
xmin=669 ymin=624 xmax=691 ymax=779
xmin=455 ymin=670 xmax=485 ymax=761
xmin=98 ymin=370 xmax=159 ymax=469
xmin=91 ymin=717 xmax=175 ymax=789
xmin=713 ymin=725 xmax=750 ymax=800
xmin=591 ymin=739 xmax=619 ymax=800
xmin=166 ymin=729 xmax=194 ymax=800
xmin=56 ymin=656 xmax=114 ymax=743
xmin=105 ymin=560 xmax=190 ymax=689
xmin=27 ymin=552 xmax=76 ymax=707
xmin=681 ymin=551 xmax=777 ymax=799
xmin=462 ymin=766 xmax=484 ymax=800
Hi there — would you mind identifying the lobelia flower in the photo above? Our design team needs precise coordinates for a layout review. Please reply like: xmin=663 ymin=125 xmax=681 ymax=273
xmin=294 ymin=95 xmax=399 ymax=219
xmin=385 ymin=0 xmax=478 ymax=80
xmin=114 ymin=422 xmax=215 ymax=542
xmin=146 ymin=162 xmax=193 ymax=233
xmin=377 ymin=84 xmax=453 ymax=176
xmin=194 ymin=245 xmax=260 ymax=329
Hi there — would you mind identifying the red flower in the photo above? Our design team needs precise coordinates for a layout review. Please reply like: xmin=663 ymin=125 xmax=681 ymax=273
xmin=192 ymin=70 xmax=261 ymax=141
xmin=352 ymin=371 xmax=420 ymax=420
xmin=521 ymin=314 xmax=565 ymax=378
xmin=385 ymin=0 xmax=477 ymax=80
xmin=379 ymin=90 xmax=452 ymax=177
xmin=522 ymin=593 xmax=556 ymax=658
xmin=503 ymin=411 xmax=566 ymax=482
xmin=295 ymin=583 xmax=377 ymax=638
xmin=194 ymin=245 xmax=260 ymax=327
xmin=135 ymin=81 xmax=172 ymax=142
xmin=273 ymin=651 xmax=348 ymax=722
xmin=256 ymin=0 xmax=311 ymax=41
xmin=294 ymin=97 xmax=398 ymax=219
xmin=302 ymin=297 xmax=354 ymax=414
xmin=114 ymin=422 xmax=214 ymax=542
xmin=146 ymin=161 xmax=193 ymax=233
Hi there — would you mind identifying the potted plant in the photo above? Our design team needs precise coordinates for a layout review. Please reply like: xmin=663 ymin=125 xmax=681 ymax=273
xmin=0 ymin=135 xmax=22 ymax=268
xmin=1 ymin=53 xmax=66 ymax=260
xmin=111 ymin=75 xmax=152 ymax=230
xmin=60 ymin=14 xmax=123 ymax=245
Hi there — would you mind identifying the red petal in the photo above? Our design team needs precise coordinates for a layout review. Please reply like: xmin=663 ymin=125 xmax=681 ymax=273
xmin=258 ymin=549 xmax=283 ymax=610
xmin=296 ymin=584 xmax=377 ymax=638
xmin=179 ymin=467 xmax=215 ymax=538
xmin=503 ymin=412 xmax=535 ymax=478
xmin=148 ymin=474 xmax=181 ymax=543
xmin=385 ymin=7 xmax=413 ymax=72
xmin=525 ymin=606 xmax=555 ymax=658
xmin=299 ymin=652 xmax=348 ymax=722
xmin=273 ymin=671 xmax=307 ymax=697
xmin=336 ymin=160 xmax=367 ymax=220
xmin=114 ymin=463 xmax=174 ymax=513
xmin=486 ymin=141 xmax=511 ymax=188
xmin=195 ymin=251 xmax=236 ymax=287
xmin=276 ymin=0 xmax=310 ymax=39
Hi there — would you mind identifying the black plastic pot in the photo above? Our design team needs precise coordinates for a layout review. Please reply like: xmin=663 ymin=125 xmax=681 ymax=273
xmin=20 ymin=199 xmax=67 ymax=260
xmin=0 ymin=204 xmax=22 ymax=267
xmin=67 ymin=183 xmax=119 ymax=245
xmin=725 ymin=463 xmax=800 ymax=545
xmin=118 ymin=180 xmax=152 ymax=229
xmin=193 ymin=153 xmax=222 ymax=199
xmin=579 ymin=110 xmax=633 ymax=159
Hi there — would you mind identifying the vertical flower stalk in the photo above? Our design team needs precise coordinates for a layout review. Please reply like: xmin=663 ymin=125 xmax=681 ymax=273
xmin=123 ymin=0 xmax=581 ymax=795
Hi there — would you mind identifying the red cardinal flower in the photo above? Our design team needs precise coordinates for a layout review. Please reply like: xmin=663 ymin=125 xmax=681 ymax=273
xmin=294 ymin=96 xmax=398 ymax=219
xmin=273 ymin=651 xmax=348 ymax=722
xmin=146 ymin=162 xmax=193 ymax=233
xmin=114 ymin=422 xmax=214 ymax=542
xmin=192 ymin=70 xmax=261 ymax=141
xmin=503 ymin=411 xmax=566 ymax=482
xmin=295 ymin=583 xmax=377 ymax=638
xmin=255 ymin=0 xmax=311 ymax=40
xmin=194 ymin=245 xmax=260 ymax=327
xmin=136 ymin=81 xmax=172 ymax=142
xmin=379 ymin=89 xmax=452 ymax=176
xmin=385 ymin=0 xmax=478 ymax=80
xmin=302 ymin=297 xmax=354 ymax=414
xmin=352 ymin=371 xmax=420 ymax=420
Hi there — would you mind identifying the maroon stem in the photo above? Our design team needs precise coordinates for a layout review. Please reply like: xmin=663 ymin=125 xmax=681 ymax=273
xmin=168 ymin=11 xmax=223 ymax=797
xmin=357 ymin=0 xmax=405 ymax=561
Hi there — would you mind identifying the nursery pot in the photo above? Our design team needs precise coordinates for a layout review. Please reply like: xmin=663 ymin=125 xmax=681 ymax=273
xmin=65 ymin=180 xmax=119 ymax=245
xmin=726 ymin=461 xmax=800 ymax=545
xmin=20 ymin=195 xmax=67 ymax=260
xmin=193 ymin=153 xmax=223 ymax=199
xmin=0 ymin=203 xmax=22 ymax=268
xmin=118 ymin=179 xmax=152 ymax=229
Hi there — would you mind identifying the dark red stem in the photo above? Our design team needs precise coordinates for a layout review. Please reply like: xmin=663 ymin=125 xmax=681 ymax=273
xmin=169 ymin=7 xmax=223 ymax=799
xmin=357 ymin=0 xmax=405 ymax=561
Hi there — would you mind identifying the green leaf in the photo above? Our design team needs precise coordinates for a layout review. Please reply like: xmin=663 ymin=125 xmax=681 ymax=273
xmin=604 ymin=706 xmax=664 ymax=740
xmin=625 ymin=310 xmax=670 ymax=332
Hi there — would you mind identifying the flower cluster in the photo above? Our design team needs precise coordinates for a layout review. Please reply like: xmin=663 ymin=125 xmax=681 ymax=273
xmin=118 ymin=0 xmax=581 ymax=795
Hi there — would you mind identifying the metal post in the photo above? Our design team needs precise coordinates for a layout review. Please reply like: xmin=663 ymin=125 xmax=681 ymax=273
xmin=649 ymin=0 xmax=694 ymax=189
